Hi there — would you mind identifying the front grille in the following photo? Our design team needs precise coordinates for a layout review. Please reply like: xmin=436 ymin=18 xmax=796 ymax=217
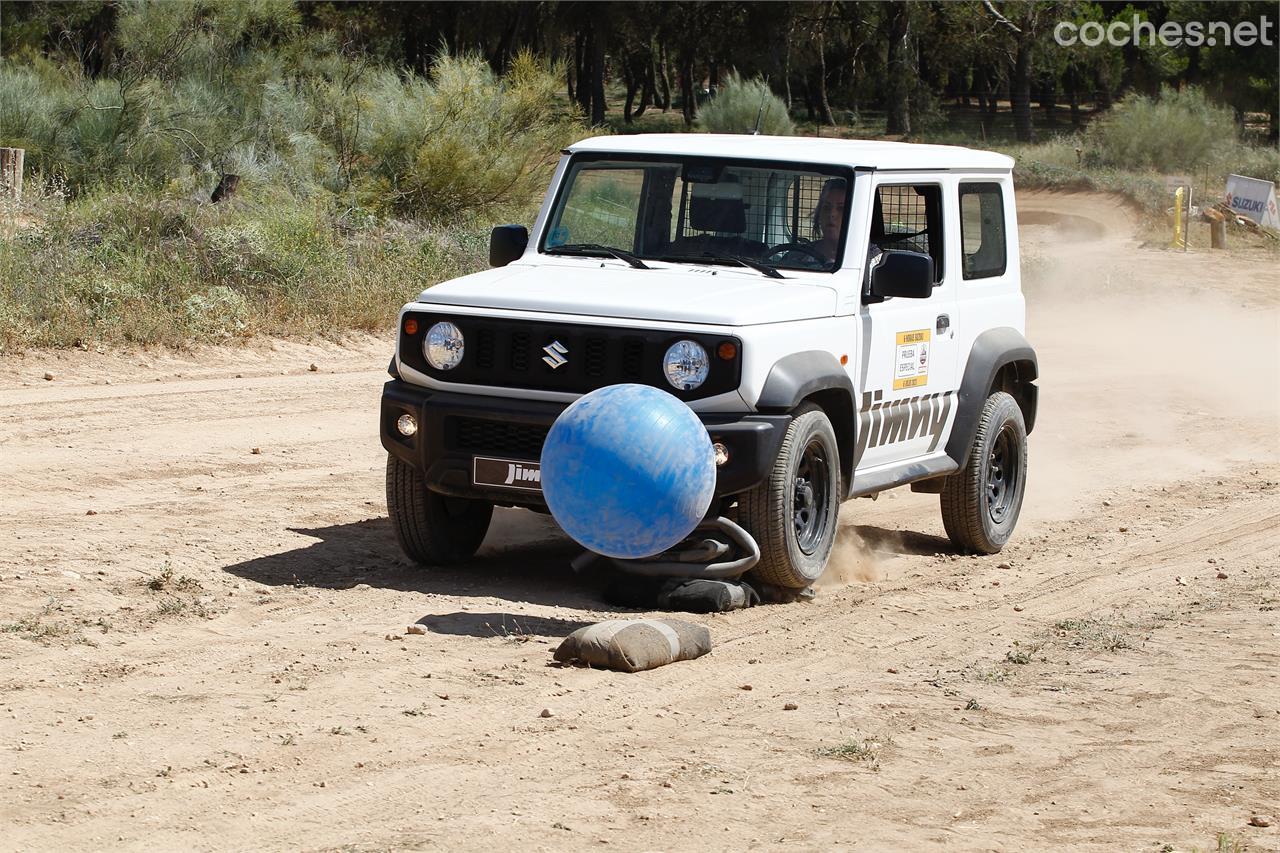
xmin=399 ymin=315 xmax=741 ymax=402
xmin=451 ymin=417 xmax=549 ymax=460
xmin=510 ymin=330 xmax=530 ymax=372
xmin=621 ymin=338 xmax=644 ymax=380
xmin=475 ymin=327 xmax=496 ymax=369
xmin=584 ymin=336 xmax=607 ymax=378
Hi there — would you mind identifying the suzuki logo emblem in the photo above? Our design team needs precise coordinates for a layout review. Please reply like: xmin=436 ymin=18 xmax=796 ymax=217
xmin=542 ymin=340 xmax=569 ymax=369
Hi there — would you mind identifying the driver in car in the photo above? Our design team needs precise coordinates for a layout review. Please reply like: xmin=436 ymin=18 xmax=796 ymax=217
xmin=778 ymin=178 xmax=852 ymax=269
xmin=811 ymin=178 xmax=845 ymax=263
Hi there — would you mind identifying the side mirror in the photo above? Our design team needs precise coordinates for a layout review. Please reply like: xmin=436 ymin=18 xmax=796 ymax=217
xmin=869 ymin=250 xmax=935 ymax=299
xmin=489 ymin=224 xmax=528 ymax=268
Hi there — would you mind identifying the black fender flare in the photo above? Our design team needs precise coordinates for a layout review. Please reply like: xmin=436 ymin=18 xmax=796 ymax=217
xmin=944 ymin=327 xmax=1038 ymax=467
xmin=755 ymin=350 xmax=856 ymax=494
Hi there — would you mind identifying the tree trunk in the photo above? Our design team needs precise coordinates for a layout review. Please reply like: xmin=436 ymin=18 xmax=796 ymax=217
xmin=1095 ymin=66 xmax=1113 ymax=111
xmin=680 ymin=53 xmax=696 ymax=126
xmin=657 ymin=43 xmax=672 ymax=110
xmin=589 ymin=15 xmax=606 ymax=126
xmin=783 ymin=22 xmax=793 ymax=110
xmin=623 ymin=59 xmax=638 ymax=124
xmin=1011 ymin=38 xmax=1033 ymax=142
xmin=977 ymin=65 xmax=998 ymax=139
xmin=816 ymin=29 xmax=835 ymax=126
xmin=1068 ymin=70 xmax=1082 ymax=130
xmin=1039 ymin=77 xmax=1056 ymax=126
xmin=570 ymin=31 xmax=584 ymax=106
xmin=884 ymin=3 xmax=911 ymax=135
xmin=635 ymin=55 xmax=652 ymax=118
xmin=0 ymin=147 xmax=24 ymax=203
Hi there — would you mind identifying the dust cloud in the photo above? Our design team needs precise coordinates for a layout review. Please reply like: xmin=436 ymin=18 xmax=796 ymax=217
xmin=816 ymin=524 xmax=884 ymax=587
xmin=1016 ymin=193 xmax=1280 ymax=521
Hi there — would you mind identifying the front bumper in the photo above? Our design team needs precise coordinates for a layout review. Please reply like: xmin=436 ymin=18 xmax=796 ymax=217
xmin=380 ymin=380 xmax=790 ymax=508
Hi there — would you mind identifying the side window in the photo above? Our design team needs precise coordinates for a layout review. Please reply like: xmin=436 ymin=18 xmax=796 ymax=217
xmin=872 ymin=184 xmax=944 ymax=282
xmin=959 ymin=183 xmax=1007 ymax=279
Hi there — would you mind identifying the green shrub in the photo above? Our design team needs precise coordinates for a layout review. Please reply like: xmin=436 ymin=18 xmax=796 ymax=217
xmin=697 ymin=72 xmax=794 ymax=136
xmin=182 ymin=286 xmax=249 ymax=339
xmin=1083 ymin=86 xmax=1234 ymax=172
xmin=357 ymin=52 xmax=582 ymax=219
xmin=1228 ymin=144 xmax=1280 ymax=187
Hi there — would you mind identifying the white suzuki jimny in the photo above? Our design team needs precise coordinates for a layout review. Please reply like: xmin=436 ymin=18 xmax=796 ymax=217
xmin=381 ymin=134 xmax=1037 ymax=589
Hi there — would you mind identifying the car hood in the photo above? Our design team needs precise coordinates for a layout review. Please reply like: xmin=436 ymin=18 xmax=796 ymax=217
xmin=414 ymin=261 xmax=840 ymax=326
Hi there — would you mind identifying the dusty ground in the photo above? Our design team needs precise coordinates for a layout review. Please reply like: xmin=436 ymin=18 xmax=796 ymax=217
xmin=1 ymin=192 xmax=1277 ymax=852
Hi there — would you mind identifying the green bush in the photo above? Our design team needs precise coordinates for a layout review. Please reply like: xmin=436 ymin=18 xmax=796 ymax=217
xmin=1083 ymin=86 xmax=1234 ymax=172
xmin=697 ymin=73 xmax=794 ymax=136
xmin=0 ymin=14 xmax=583 ymax=214
xmin=357 ymin=52 xmax=581 ymax=218
xmin=0 ymin=6 xmax=585 ymax=351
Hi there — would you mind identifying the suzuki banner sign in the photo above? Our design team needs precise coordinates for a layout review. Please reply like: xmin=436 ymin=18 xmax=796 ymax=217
xmin=1224 ymin=174 xmax=1280 ymax=230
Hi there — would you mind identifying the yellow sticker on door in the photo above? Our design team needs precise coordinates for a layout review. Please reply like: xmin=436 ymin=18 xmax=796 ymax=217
xmin=893 ymin=329 xmax=931 ymax=390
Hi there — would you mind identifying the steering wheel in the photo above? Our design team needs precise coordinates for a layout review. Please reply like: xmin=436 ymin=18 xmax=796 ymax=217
xmin=763 ymin=241 xmax=831 ymax=265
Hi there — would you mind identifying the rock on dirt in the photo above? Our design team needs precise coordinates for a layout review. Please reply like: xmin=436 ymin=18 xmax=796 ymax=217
xmin=1250 ymin=815 xmax=1273 ymax=827
xmin=406 ymin=625 xmax=427 ymax=635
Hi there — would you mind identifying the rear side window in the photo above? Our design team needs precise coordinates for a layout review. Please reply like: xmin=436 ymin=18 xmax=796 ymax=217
xmin=959 ymin=183 xmax=1007 ymax=279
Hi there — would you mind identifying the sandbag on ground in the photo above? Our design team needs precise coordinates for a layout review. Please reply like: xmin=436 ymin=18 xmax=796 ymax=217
xmin=553 ymin=619 xmax=712 ymax=672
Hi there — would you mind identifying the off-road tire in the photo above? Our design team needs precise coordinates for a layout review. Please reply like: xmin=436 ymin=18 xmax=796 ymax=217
xmin=385 ymin=454 xmax=493 ymax=565
xmin=940 ymin=391 xmax=1027 ymax=554
xmin=737 ymin=405 xmax=841 ymax=589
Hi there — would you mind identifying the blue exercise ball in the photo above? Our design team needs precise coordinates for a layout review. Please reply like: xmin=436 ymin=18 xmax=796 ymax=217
xmin=541 ymin=384 xmax=716 ymax=560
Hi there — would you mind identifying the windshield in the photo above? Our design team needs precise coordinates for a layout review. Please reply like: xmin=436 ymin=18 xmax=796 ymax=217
xmin=541 ymin=155 xmax=853 ymax=273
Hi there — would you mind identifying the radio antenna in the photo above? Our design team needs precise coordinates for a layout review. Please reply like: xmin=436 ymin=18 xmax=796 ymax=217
xmin=751 ymin=76 xmax=769 ymax=135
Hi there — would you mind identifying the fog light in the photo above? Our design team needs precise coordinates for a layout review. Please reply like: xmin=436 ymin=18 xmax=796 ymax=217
xmin=713 ymin=441 xmax=729 ymax=466
xmin=396 ymin=414 xmax=418 ymax=437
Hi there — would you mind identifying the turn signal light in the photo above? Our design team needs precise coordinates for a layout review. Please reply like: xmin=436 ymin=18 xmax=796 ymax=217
xmin=717 ymin=341 xmax=737 ymax=360
xmin=403 ymin=317 xmax=419 ymax=335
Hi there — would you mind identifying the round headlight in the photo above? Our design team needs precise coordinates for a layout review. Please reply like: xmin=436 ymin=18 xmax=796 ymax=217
xmin=424 ymin=321 xmax=464 ymax=370
xmin=663 ymin=340 xmax=709 ymax=391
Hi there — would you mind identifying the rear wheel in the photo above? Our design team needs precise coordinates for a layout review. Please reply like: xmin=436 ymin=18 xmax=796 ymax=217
xmin=737 ymin=405 xmax=841 ymax=589
xmin=940 ymin=392 xmax=1027 ymax=554
xmin=386 ymin=454 xmax=493 ymax=565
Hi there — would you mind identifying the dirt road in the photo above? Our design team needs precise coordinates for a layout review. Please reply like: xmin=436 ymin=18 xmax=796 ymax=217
xmin=2 ymin=192 xmax=1278 ymax=852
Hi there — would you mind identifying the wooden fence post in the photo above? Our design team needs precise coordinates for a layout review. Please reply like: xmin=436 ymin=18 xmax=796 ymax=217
xmin=0 ymin=148 xmax=24 ymax=203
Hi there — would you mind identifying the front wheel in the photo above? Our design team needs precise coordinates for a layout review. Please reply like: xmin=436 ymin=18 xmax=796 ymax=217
xmin=386 ymin=454 xmax=493 ymax=565
xmin=940 ymin=392 xmax=1028 ymax=554
xmin=737 ymin=405 xmax=841 ymax=589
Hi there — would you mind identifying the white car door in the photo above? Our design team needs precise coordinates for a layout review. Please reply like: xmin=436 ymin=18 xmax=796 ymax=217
xmin=854 ymin=176 xmax=959 ymax=473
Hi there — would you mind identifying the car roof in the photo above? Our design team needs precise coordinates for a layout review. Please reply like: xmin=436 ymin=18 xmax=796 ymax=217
xmin=566 ymin=133 xmax=1014 ymax=172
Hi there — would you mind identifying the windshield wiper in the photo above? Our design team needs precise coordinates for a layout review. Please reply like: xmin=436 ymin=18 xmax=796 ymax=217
xmin=660 ymin=252 xmax=786 ymax=280
xmin=546 ymin=243 xmax=650 ymax=270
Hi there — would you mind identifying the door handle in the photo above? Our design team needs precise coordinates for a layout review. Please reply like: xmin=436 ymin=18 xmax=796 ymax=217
xmin=936 ymin=314 xmax=950 ymax=334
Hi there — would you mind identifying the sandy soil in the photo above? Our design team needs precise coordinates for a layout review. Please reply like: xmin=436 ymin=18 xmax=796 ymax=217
xmin=1 ymin=192 xmax=1278 ymax=852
